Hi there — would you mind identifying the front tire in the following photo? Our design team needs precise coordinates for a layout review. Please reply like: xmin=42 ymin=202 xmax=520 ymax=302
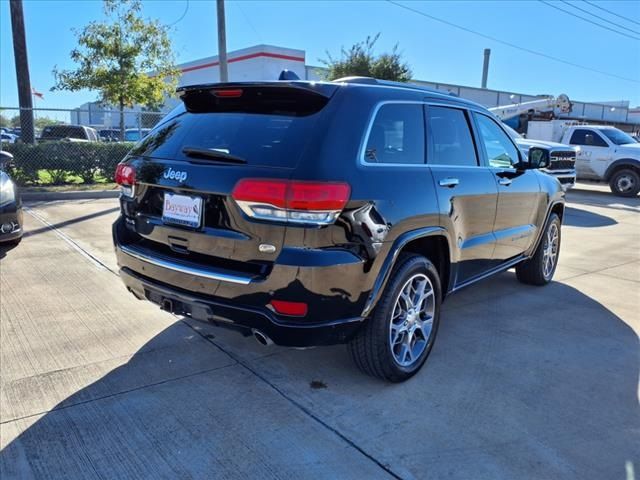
xmin=348 ymin=254 xmax=441 ymax=382
xmin=516 ymin=213 xmax=561 ymax=286
xmin=609 ymin=168 xmax=640 ymax=197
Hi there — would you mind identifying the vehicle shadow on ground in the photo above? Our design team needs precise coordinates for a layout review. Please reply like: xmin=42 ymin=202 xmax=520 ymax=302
xmin=563 ymin=206 xmax=617 ymax=227
xmin=1 ymin=276 xmax=638 ymax=479
xmin=22 ymin=206 xmax=120 ymax=239
xmin=568 ymin=188 xmax=640 ymax=211
xmin=0 ymin=242 xmax=20 ymax=260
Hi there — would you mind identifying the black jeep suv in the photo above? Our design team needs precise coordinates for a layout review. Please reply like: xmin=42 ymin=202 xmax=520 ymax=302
xmin=113 ymin=78 xmax=564 ymax=382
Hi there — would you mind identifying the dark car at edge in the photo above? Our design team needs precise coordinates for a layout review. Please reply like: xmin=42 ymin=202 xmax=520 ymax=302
xmin=112 ymin=77 xmax=565 ymax=382
xmin=0 ymin=151 xmax=23 ymax=246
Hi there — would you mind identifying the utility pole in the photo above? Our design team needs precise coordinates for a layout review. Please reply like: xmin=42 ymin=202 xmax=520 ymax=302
xmin=9 ymin=0 xmax=35 ymax=143
xmin=481 ymin=48 xmax=491 ymax=89
xmin=216 ymin=0 xmax=229 ymax=82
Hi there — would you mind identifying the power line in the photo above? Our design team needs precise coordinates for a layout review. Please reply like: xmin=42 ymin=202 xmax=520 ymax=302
xmin=169 ymin=0 xmax=189 ymax=27
xmin=560 ymin=0 xmax=640 ymax=35
xmin=386 ymin=0 xmax=640 ymax=84
xmin=235 ymin=1 xmax=263 ymax=43
xmin=583 ymin=0 xmax=640 ymax=28
xmin=539 ymin=0 xmax=640 ymax=40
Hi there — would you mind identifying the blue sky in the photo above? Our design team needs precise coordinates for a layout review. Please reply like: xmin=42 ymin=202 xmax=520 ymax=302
xmin=1 ymin=0 xmax=639 ymax=111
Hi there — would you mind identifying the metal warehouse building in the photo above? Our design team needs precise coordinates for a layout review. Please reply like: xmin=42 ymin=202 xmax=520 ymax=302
xmin=74 ymin=44 xmax=639 ymax=130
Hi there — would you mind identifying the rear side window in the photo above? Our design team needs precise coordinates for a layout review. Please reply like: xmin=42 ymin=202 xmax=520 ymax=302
xmin=364 ymin=104 xmax=425 ymax=164
xmin=569 ymin=129 xmax=608 ymax=147
xmin=426 ymin=106 xmax=477 ymax=166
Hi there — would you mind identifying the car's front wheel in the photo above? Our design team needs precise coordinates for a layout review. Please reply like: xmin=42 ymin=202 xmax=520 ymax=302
xmin=516 ymin=213 xmax=561 ymax=285
xmin=609 ymin=168 xmax=640 ymax=197
xmin=348 ymin=254 xmax=441 ymax=382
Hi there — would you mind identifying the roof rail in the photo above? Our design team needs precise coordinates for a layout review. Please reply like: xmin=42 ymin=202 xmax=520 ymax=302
xmin=332 ymin=76 xmax=458 ymax=97
xmin=378 ymin=80 xmax=459 ymax=97
xmin=333 ymin=76 xmax=379 ymax=85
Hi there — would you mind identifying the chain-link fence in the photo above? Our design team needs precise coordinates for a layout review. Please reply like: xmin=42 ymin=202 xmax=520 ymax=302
xmin=1 ymin=106 xmax=166 ymax=186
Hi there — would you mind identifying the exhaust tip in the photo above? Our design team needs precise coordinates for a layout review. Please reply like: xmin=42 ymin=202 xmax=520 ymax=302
xmin=252 ymin=329 xmax=273 ymax=346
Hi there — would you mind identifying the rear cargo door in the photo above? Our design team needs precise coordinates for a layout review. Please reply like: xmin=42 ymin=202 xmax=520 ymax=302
xmin=122 ymin=83 xmax=337 ymax=273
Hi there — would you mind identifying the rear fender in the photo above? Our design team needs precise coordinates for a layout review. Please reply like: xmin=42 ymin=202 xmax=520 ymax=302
xmin=361 ymin=227 xmax=452 ymax=317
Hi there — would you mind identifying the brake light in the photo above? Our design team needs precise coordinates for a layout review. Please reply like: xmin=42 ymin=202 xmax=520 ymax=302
xmin=232 ymin=179 xmax=350 ymax=225
xmin=269 ymin=300 xmax=308 ymax=317
xmin=213 ymin=89 xmax=243 ymax=98
xmin=115 ymin=163 xmax=136 ymax=197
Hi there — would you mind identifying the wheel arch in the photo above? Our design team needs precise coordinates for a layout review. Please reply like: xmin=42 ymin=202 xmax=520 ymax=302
xmin=526 ymin=200 xmax=564 ymax=258
xmin=361 ymin=227 xmax=452 ymax=318
xmin=604 ymin=158 xmax=640 ymax=181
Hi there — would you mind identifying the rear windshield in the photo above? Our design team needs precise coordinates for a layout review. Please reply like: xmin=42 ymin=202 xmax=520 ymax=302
xmin=129 ymin=105 xmax=324 ymax=168
xmin=129 ymin=85 xmax=333 ymax=168
xmin=41 ymin=125 xmax=86 ymax=139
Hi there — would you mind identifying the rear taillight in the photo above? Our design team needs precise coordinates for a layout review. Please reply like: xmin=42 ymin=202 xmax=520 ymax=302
xmin=115 ymin=163 xmax=136 ymax=197
xmin=232 ymin=179 xmax=350 ymax=225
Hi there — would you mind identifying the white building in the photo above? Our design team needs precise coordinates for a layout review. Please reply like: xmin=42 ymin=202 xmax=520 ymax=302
xmin=177 ymin=44 xmax=307 ymax=86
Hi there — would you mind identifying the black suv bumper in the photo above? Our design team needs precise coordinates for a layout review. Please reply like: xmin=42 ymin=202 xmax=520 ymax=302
xmin=113 ymin=218 xmax=368 ymax=347
xmin=119 ymin=267 xmax=363 ymax=347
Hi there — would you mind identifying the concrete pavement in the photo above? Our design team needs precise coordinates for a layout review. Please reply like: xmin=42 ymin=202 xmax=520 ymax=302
xmin=0 ymin=184 xmax=638 ymax=479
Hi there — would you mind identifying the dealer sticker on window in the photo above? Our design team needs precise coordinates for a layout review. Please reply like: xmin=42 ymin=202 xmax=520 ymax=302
xmin=162 ymin=193 xmax=203 ymax=228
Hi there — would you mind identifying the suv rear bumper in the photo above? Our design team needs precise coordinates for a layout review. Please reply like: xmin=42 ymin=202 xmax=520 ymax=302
xmin=119 ymin=266 xmax=363 ymax=347
xmin=113 ymin=217 xmax=368 ymax=346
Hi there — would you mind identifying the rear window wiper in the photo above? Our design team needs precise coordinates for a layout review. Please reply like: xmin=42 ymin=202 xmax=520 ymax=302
xmin=182 ymin=146 xmax=247 ymax=164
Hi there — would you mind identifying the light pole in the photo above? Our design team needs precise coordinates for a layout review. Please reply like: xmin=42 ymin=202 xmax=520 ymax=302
xmin=217 ymin=0 xmax=228 ymax=82
xmin=9 ymin=0 xmax=35 ymax=143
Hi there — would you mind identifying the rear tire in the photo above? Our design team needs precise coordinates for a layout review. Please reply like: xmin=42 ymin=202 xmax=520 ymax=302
xmin=348 ymin=253 xmax=441 ymax=382
xmin=516 ymin=213 xmax=561 ymax=286
xmin=609 ymin=168 xmax=640 ymax=197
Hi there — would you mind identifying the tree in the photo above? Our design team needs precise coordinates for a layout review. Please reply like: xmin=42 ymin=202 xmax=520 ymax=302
xmin=52 ymin=0 xmax=178 ymax=139
xmin=0 ymin=114 xmax=9 ymax=128
xmin=321 ymin=34 xmax=412 ymax=82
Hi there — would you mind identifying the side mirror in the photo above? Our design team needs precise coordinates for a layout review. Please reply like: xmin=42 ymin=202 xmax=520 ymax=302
xmin=0 ymin=151 xmax=14 ymax=170
xmin=527 ymin=147 xmax=550 ymax=169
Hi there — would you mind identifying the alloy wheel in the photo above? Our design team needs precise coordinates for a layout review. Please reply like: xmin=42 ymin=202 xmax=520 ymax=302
xmin=542 ymin=223 xmax=559 ymax=279
xmin=389 ymin=273 xmax=435 ymax=367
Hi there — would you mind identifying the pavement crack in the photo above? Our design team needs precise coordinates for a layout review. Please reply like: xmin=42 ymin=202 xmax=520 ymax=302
xmin=0 ymin=363 xmax=236 ymax=425
xmin=24 ymin=207 xmax=117 ymax=274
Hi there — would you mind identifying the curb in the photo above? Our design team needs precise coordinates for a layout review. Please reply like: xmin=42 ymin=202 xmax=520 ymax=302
xmin=21 ymin=190 xmax=120 ymax=201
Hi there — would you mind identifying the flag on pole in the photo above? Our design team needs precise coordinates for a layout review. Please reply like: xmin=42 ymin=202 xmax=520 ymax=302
xmin=31 ymin=87 xmax=44 ymax=100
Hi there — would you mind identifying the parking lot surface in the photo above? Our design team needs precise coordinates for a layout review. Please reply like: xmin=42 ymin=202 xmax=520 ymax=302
xmin=1 ymin=184 xmax=638 ymax=479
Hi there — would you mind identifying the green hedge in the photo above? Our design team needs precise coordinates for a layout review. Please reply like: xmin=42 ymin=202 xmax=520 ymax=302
xmin=2 ymin=142 xmax=134 ymax=185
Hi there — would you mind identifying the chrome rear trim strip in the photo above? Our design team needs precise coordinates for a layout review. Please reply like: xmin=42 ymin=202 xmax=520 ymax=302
xmin=119 ymin=244 xmax=253 ymax=285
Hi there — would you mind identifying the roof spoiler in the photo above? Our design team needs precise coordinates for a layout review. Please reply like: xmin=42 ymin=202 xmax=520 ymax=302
xmin=176 ymin=82 xmax=337 ymax=116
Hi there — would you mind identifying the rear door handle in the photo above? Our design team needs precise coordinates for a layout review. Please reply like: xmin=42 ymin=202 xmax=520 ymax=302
xmin=498 ymin=178 xmax=512 ymax=186
xmin=439 ymin=178 xmax=459 ymax=188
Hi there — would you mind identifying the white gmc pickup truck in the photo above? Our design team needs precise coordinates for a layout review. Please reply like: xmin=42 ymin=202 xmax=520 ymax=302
xmin=527 ymin=121 xmax=640 ymax=197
